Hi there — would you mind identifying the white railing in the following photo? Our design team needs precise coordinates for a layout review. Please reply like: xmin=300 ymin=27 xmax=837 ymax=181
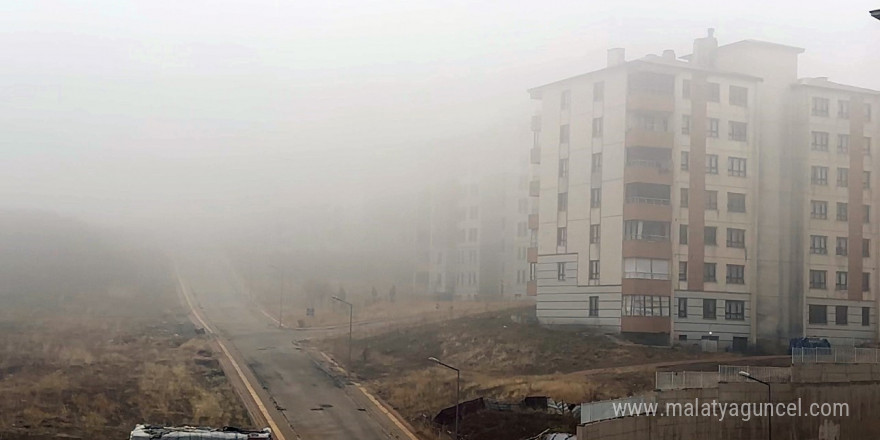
xmin=792 ymin=347 xmax=880 ymax=364
xmin=625 ymin=196 xmax=670 ymax=205
xmin=655 ymin=371 xmax=719 ymax=390
xmin=719 ymin=365 xmax=791 ymax=383
xmin=580 ymin=395 xmax=656 ymax=424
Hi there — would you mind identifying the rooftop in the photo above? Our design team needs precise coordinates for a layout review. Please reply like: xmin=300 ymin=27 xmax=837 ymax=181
xmin=795 ymin=77 xmax=880 ymax=95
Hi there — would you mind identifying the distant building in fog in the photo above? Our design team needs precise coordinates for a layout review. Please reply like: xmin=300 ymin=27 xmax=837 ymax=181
xmin=414 ymin=165 xmax=531 ymax=299
xmin=528 ymin=29 xmax=880 ymax=350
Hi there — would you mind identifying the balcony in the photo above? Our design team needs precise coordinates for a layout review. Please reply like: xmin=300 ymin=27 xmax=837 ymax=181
xmin=625 ymin=147 xmax=673 ymax=185
xmin=627 ymin=92 xmax=675 ymax=113
xmin=624 ymin=183 xmax=672 ymax=222
xmin=527 ymin=247 xmax=538 ymax=263
xmin=625 ymin=129 xmax=675 ymax=149
xmin=530 ymin=147 xmax=541 ymax=164
xmin=529 ymin=180 xmax=540 ymax=197
xmin=528 ymin=213 xmax=539 ymax=230
xmin=531 ymin=115 xmax=542 ymax=131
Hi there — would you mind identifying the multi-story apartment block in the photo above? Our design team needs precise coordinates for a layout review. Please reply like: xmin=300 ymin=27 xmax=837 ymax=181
xmin=528 ymin=29 xmax=879 ymax=350
xmin=415 ymin=169 xmax=532 ymax=299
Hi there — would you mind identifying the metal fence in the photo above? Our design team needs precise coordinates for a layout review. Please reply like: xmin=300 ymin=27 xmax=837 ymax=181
xmin=655 ymin=371 xmax=719 ymax=390
xmin=718 ymin=365 xmax=791 ymax=383
xmin=580 ymin=395 xmax=656 ymax=424
xmin=792 ymin=347 xmax=880 ymax=364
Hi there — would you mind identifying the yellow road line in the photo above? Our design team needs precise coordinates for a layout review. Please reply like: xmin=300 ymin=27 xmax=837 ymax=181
xmin=176 ymin=270 xmax=290 ymax=440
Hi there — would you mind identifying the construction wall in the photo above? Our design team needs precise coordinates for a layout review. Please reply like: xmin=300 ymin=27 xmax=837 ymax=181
xmin=579 ymin=364 xmax=880 ymax=439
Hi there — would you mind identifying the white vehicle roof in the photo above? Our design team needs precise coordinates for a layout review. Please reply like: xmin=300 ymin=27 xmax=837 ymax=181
xmin=130 ymin=424 xmax=271 ymax=440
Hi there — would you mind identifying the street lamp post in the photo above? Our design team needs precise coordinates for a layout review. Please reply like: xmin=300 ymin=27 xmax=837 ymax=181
xmin=428 ymin=356 xmax=460 ymax=440
xmin=331 ymin=296 xmax=353 ymax=370
xmin=269 ymin=265 xmax=284 ymax=329
xmin=739 ymin=371 xmax=771 ymax=440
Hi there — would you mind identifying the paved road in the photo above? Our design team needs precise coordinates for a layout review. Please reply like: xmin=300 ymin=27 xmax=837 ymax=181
xmin=177 ymin=255 xmax=410 ymax=440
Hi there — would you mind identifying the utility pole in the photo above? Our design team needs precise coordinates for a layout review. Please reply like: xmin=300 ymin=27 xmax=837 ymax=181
xmin=332 ymin=296 xmax=353 ymax=371
xmin=739 ymin=371 xmax=772 ymax=440
xmin=428 ymin=357 xmax=461 ymax=440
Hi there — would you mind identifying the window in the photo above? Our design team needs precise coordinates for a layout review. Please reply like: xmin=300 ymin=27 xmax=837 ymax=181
xmin=559 ymin=124 xmax=570 ymax=144
xmin=809 ymin=305 xmax=827 ymax=324
xmin=469 ymin=206 xmax=478 ymax=219
xmin=811 ymin=131 xmax=829 ymax=151
xmin=557 ymin=227 xmax=567 ymax=247
xmin=865 ymin=205 xmax=871 ymax=223
xmin=864 ymin=171 xmax=871 ymax=189
xmin=557 ymin=192 xmax=568 ymax=211
xmin=682 ymin=115 xmax=691 ymax=135
xmin=703 ymin=299 xmax=717 ymax=319
xmin=838 ymin=134 xmax=849 ymax=154
xmin=680 ymin=188 xmax=689 ymax=208
xmin=623 ymin=258 xmax=670 ymax=280
xmin=726 ymin=265 xmax=745 ymax=285
xmin=704 ymin=227 xmax=717 ymax=246
xmin=557 ymin=262 xmax=566 ymax=281
xmin=679 ymin=224 xmax=688 ymax=245
xmin=590 ymin=188 xmax=601 ymax=208
xmin=863 ymin=307 xmax=870 ymax=326
xmin=621 ymin=295 xmax=671 ymax=317
xmin=681 ymin=151 xmax=689 ymax=171
xmin=589 ymin=260 xmax=600 ymax=280
xmin=811 ymin=200 xmax=828 ymax=219
xmin=517 ymin=222 xmax=527 ymax=237
xmin=708 ymin=118 xmax=719 ymax=138
xmin=706 ymin=155 xmax=718 ymax=174
xmin=707 ymin=82 xmax=720 ymax=102
xmin=837 ymin=202 xmax=848 ymax=221
xmin=863 ymin=273 xmax=871 ymax=292
xmin=812 ymin=97 xmax=829 ymax=117
xmin=561 ymin=90 xmax=571 ymax=110
xmin=629 ymin=112 xmax=669 ymax=132
xmin=592 ymin=117 xmax=603 ymax=137
xmin=811 ymin=166 xmax=828 ymax=185
xmin=725 ymin=300 xmax=745 ymax=320
xmin=836 ymin=306 xmax=848 ymax=325
xmin=589 ymin=296 xmax=599 ymax=316
xmin=703 ymin=263 xmax=717 ymax=282
xmin=682 ymin=79 xmax=691 ymax=99
xmin=727 ymin=228 xmax=746 ymax=248
xmin=624 ymin=220 xmax=670 ymax=241
xmin=558 ymin=158 xmax=569 ymax=177
xmin=866 ymin=137 xmax=872 ymax=156
xmin=593 ymin=82 xmax=604 ymax=101
xmin=727 ymin=192 xmax=746 ymax=213
xmin=590 ymin=224 xmax=601 ymax=244
xmin=679 ymin=262 xmax=688 ymax=282
xmin=809 ymin=270 xmax=827 ymax=289
xmin=864 ymin=239 xmax=871 ymax=257
xmin=810 ymin=235 xmax=827 ymax=254
xmin=592 ymin=153 xmax=602 ymax=172
xmin=468 ymin=228 xmax=478 ymax=242
xmin=836 ymin=271 xmax=848 ymax=291
xmin=838 ymin=100 xmax=849 ymax=119
xmin=529 ymin=262 xmax=536 ymax=281
xmin=728 ymin=157 xmax=747 ymax=177
xmin=836 ymin=237 xmax=848 ymax=256
xmin=837 ymin=168 xmax=848 ymax=187
xmin=678 ymin=297 xmax=688 ymax=318
xmin=706 ymin=191 xmax=718 ymax=210
xmin=866 ymin=103 xmax=873 ymax=121
xmin=728 ymin=121 xmax=748 ymax=142
xmin=729 ymin=86 xmax=748 ymax=107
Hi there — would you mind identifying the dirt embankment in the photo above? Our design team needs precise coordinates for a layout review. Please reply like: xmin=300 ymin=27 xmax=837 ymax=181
xmin=318 ymin=308 xmax=739 ymax=438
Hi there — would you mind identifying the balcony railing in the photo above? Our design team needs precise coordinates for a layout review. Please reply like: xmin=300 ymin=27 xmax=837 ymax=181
xmin=624 ymin=233 xmax=670 ymax=242
xmin=626 ymin=159 xmax=672 ymax=172
xmin=625 ymin=196 xmax=670 ymax=205
xmin=624 ymin=272 xmax=670 ymax=280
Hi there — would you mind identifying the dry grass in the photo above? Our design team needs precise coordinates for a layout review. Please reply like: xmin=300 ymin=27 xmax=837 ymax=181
xmin=0 ymin=303 xmax=250 ymax=439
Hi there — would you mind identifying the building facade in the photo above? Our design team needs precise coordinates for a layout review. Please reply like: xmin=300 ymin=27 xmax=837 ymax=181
xmin=529 ymin=29 xmax=880 ymax=350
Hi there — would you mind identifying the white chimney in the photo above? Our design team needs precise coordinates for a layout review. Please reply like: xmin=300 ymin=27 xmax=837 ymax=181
xmin=607 ymin=48 xmax=625 ymax=67
xmin=662 ymin=49 xmax=676 ymax=60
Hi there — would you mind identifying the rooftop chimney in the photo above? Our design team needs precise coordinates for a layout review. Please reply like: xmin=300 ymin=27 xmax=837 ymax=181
xmin=662 ymin=49 xmax=676 ymax=60
xmin=607 ymin=48 xmax=625 ymax=67
xmin=690 ymin=28 xmax=718 ymax=68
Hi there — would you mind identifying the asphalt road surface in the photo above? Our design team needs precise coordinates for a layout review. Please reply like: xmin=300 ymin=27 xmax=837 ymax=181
xmin=177 ymin=255 xmax=411 ymax=440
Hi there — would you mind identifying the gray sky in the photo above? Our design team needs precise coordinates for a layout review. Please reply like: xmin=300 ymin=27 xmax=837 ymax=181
xmin=2 ymin=0 xmax=879 ymax=235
